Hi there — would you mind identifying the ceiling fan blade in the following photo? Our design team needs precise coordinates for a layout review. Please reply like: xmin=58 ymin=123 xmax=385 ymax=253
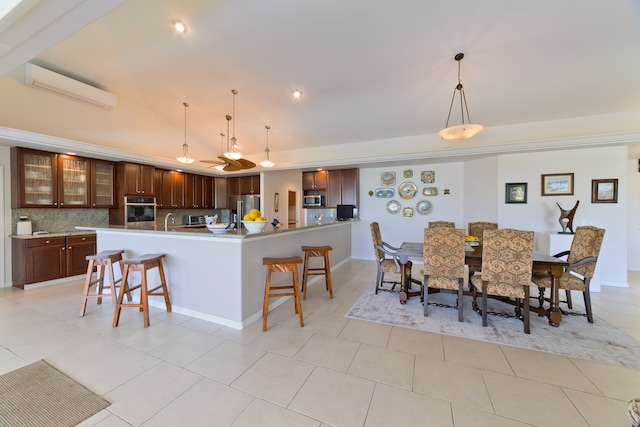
xmin=217 ymin=155 xmax=242 ymax=168
xmin=200 ymin=159 xmax=224 ymax=165
xmin=237 ymin=158 xmax=256 ymax=169
xmin=223 ymin=163 xmax=242 ymax=172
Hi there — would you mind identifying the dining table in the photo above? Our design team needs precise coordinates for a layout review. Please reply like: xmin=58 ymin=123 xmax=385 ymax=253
xmin=396 ymin=242 xmax=569 ymax=327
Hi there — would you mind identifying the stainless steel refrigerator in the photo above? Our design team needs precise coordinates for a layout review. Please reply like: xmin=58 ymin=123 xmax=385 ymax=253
xmin=230 ymin=195 xmax=261 ymax=227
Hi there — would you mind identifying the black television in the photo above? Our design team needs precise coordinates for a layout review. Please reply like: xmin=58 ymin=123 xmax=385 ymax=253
xmin=336 ymin=204 xmax=355 ymax=221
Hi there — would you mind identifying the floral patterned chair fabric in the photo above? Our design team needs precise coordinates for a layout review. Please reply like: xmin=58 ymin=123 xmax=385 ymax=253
xmin=532 ymin=226 xmax=605 ymax=323
xmin=422 ymin=227 xmax=466 ymax=321
xmin=428 ymin=221 xmax=455 ymax=228
xmin=370 ymin=222 xmax=412 ymax=294
xmin=470 ymin=228 xmax=535 ymax=334
xmin=467 ymin=222 xmax=498 ymax=240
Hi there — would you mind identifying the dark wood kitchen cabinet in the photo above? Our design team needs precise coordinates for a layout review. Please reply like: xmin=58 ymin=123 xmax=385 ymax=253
xmin=90 ymin=159 xmax=115 ymax=208
xmin=161 ymin=170 xmax=185 ymax=208
xmin=185 ymin=173 xmax=204 ymax=208
xmin=12 ymin=234 xmax=96 ymax=288
xmin=239 ymin=175 xmax=260 ymax=195
xmin=202 ymin=176 xmax=215 ymax=208
xmin=11 ymin=148 xmax=92 ymax=208
xmin=302 ymin=171 xmax=327 ymax=191
xmin=120 ymin=162 xmax=155 ymax=196
xmin=154 ymin=169 xmax=165 ymax=207
xmin=66 ymin=234 xmax=97 ymax=276
xmin=326 ymin=168 xmax=359 ymax=208
xmin=227 ymin=177 xmax=240 ymax=196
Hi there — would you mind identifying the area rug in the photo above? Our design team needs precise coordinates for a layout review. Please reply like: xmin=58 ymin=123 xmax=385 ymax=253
xmin=0 ymin=360 xmax=110 ymax=426
xmin=347 ymin=282 xmax=640 ymax=370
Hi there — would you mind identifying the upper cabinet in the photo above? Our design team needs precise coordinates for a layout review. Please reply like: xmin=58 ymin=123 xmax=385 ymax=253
xmin=11 ymin=148 xmax=109 ymax=209
xmin=161 ymin=170 xmax=184 ymax=208
xmin=239 ymin=175 xmax=260 ymax=195
xmin=120 ymin=162 xmax=155 ymax=196
xmin=326 ymin=168 xmax=359 ymax=208
xmin=90 ymin=159 xmax=115 ymax=208
xmin=185 ymin=173 xmax=204 ymax=208
xmin=303 ymin=171 xmax=327 ymax=191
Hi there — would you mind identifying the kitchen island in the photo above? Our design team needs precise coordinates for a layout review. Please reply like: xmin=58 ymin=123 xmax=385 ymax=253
xmin=76 ymin=221 xmax=353 ymax=329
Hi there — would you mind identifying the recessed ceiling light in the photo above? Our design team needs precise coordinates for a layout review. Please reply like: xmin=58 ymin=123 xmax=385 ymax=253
xmin=173 ymin=19 xmax=187 ymax=33
xmin=292 ymin=89 xmax=302 ymax=99
xmin=66 ymin=152 xmax=76 ymax=155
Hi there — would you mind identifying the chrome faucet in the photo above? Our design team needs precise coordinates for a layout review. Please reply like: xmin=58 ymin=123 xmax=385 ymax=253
xmin=164 ymin=213 xmax=175 ymax=231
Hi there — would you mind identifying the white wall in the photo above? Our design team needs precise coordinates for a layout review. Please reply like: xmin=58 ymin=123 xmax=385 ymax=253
xmin=628 ymin=158 xmax=640 ymax=270
xmin=498 ymin=146 xmax=627 ymax=287
xmin=352 ymin=146 xmax=629 ymax=290
xmin=1 ymin=146 xmax=10 ymax=287
xmin=352 ymin=163 xmax=464 ymax=260
xmin=260 ymin=169 xmax=303 ymax=226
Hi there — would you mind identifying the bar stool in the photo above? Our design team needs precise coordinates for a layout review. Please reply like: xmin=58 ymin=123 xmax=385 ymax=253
xmin=112 ymin=253 xmax=171 ymax=328
xmin=262 ymin=256 xmax=304 ymax=331
xmin=79 ymin=250 xmax=130 ymax=316
xmin=301 ymin=245 xmax=333 ymax=300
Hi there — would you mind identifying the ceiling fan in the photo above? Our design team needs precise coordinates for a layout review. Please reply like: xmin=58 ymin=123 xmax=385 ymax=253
xmin=200 ymin=90 xmax=256 ymax=171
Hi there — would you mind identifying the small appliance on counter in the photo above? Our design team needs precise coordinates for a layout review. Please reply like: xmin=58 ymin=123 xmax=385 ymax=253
xmin=16 ymin=216 xmax=32 ymax=235
xmin=183 ymin=215 xmax=204 ymax=225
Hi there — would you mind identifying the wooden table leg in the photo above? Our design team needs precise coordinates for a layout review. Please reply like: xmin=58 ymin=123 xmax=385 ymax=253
xmin=548 ymin=264 xmax=563 ymax=327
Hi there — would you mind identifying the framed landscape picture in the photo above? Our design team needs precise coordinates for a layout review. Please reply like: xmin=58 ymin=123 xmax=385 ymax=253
xmin=592 ymin=179 xmax=618 ymax=203
xmin=541 ymin=173 xmax=574 ymax=196
xmin=506 ymin=182 xmax=527 ymax=203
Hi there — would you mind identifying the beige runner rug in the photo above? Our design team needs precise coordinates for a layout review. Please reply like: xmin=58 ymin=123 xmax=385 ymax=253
xmin=0 ymin=359 xmax=110 ymax=427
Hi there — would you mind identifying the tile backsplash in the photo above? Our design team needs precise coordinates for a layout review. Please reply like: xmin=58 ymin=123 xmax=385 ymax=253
xmin=11 ymin=208 xmax=109 ymax=234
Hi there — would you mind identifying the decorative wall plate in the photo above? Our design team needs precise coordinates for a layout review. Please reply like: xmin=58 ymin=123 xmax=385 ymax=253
xmin=398 ymin=181 xmax=417 ymax=200
xmin=403 ymin=169 xmax=413 ymax=178
xmin=375 ymin=188 xmax=395 ymax=198
xmin=416 ymin=200 xmax=433 ymax=215
xmin=381 ymin=172 xmax=396 ymax=186
xmin=421 ymin=171 xmax=435 ymax=183
xmin=386 ymin=199 xmax=401 ymax=214
xmin=402 ymin=207 xmax=414 ymax=218
xmin=422 ymin=187 xmax=438 ymax=196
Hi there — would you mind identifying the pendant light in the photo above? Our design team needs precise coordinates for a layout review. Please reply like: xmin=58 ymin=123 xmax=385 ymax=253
xmin=438 ymin=53 xmax=483 ymax=141
xmin=259 ymin=125 xmax=275 ymax=168
xmin=176 ymin=102 xmax=195 ymax=164
xmin=223 ymin=89 xmax=243 ymax=160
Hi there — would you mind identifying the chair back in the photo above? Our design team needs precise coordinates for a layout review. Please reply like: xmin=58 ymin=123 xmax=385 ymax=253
xmin=567 ymin=226 xmax=606 ymax=279
xmin=428 ymin=221 xmax=455 ymax=228
xmin=424 ymin=228 xmax=465 ymax=279
xmin=370 ymin=222 xmax=385 ymax=261
xmin=468 ymin=222 xmax=498 ymax=239
xmin=481 ymin=229 xmax=534 ymax=285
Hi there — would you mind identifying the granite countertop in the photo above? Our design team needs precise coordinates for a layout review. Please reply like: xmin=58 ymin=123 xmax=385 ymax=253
xmin=10 ymin=230 xmax=97 ymax=239
xmin=75 ymin=220 xmax=356 ymax=239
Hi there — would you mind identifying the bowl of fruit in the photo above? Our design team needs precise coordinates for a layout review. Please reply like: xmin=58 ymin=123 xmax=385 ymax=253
xmin=241 ymin=209 xmax=268 ymax=233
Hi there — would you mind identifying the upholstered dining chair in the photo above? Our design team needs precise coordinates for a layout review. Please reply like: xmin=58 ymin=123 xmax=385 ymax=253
xmin=467 ymin=222 xmax=498 ymax=240
xmin=467 ymin=222 xmax=498 ymax=276
xmin=428 ymin=221 xmax=455 ymax=228
xmin=370 ymin=222 xmax=413 ymax=294
xmin=422 ymin=227 xmax=466 ymax=321
xmin=471 ymin=228 xmax=535 ymax=334
xmin=531 ymin=225 xmax=605 ymax=323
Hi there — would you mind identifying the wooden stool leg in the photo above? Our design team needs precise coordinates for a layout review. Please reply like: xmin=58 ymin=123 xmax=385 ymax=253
xmin=140 ymin=265 xmax=150 ymax=327
xmin=79 ymin=259 xmax=96 ymax=316
xmin=263 ymin=268 xmax=272 ymax=331
xmin=293 ymin=267 xmax=304 ymax=327
xmin=302 ymin=253 xmax=309 ymax=300
xmin=324 ymin=252 xmax=333 ymax=299
xmin=112 ymin=265 xmax=130 ymax=327
xmin=157 ymin=259 xmax=172 ymax=312
xmin=106 ymin=259 xmax=118 ymax=307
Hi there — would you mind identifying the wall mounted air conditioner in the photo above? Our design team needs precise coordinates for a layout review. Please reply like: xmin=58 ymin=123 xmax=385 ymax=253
xmin=24 ymin=63 xmax=116 ymax=110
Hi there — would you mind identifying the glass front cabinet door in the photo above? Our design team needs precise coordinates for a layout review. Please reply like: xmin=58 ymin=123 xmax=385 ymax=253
xmin=13 ymin=148 xmax=58 ymax=208
xmin=58 ymin=155 xmax=90 ymax=207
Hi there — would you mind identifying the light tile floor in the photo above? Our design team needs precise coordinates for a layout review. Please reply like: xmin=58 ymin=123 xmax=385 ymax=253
xmin=0 ymin=260 xmax=639 ymax=426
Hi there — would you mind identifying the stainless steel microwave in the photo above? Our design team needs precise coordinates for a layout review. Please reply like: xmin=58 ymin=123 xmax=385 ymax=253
xmin=303 ymin=195 xmax=324 ymax=207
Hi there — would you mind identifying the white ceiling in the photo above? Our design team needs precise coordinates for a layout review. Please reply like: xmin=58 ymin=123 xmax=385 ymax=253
xmin=1 ymin=0 xmax=639 ymax=173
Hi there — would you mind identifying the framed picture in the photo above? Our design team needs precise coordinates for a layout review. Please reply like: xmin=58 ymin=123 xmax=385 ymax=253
xmin=541 ymin=173 xmax=574 ymax=196
xmin=592 ymin=179 xmax=618 ymax=203
xmin=505 ymin=182 xmax=527 ymax=203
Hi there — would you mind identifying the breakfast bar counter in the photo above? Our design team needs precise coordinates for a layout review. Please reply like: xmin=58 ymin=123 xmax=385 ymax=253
xmin=76 ymin=221 xmax=353 ymax=329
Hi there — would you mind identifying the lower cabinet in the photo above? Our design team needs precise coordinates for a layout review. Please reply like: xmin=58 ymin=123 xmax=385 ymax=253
xmin=12 ymin=234 xmax=96 ymax=288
